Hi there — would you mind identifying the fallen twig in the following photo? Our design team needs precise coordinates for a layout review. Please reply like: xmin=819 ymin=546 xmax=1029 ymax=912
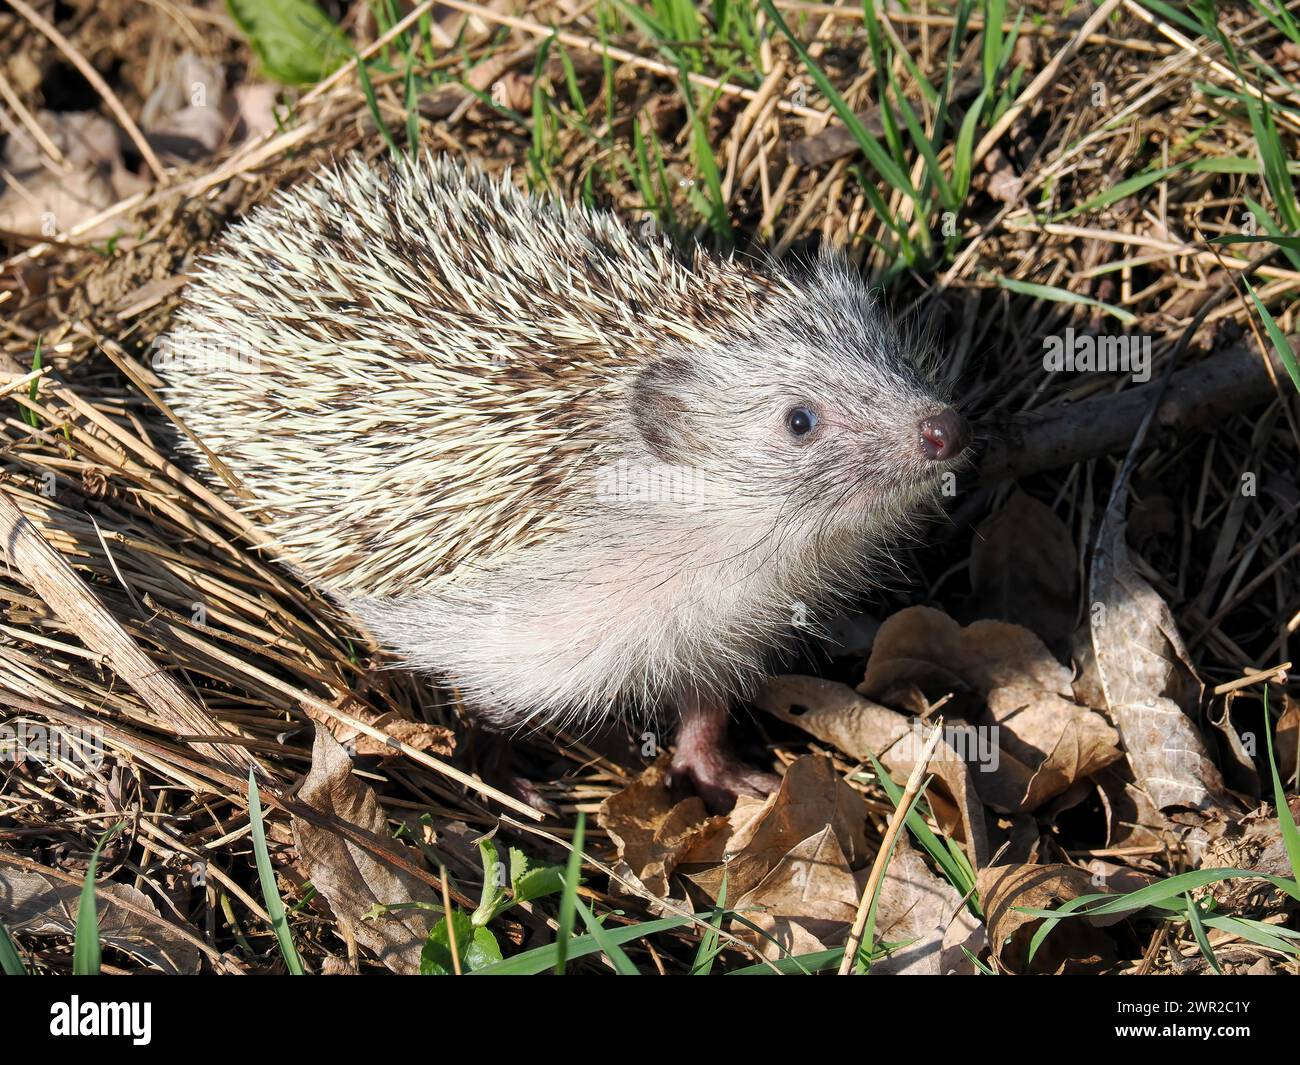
xmin=979 ymin=337 xmax=1296 ymax=484
xmin=839 ymin=721 xmax=944 ymax=975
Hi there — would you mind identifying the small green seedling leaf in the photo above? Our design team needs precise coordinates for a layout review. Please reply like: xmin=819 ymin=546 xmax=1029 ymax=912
xmin=227 ymin=0 xmax=350 ymax=85
xmin=21 ymin=338 xmax=42 ymax=429
xmin=509 ymin=848 xmax=566 ymax=905
xmin=421 ymin=911 xmax=502 ymax=974
xmin=471 ymin=836 xmax=509 ymax=927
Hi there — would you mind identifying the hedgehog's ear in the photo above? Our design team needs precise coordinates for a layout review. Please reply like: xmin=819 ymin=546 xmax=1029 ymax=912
xmin=630 ymin=355 xmax=699 ymax=464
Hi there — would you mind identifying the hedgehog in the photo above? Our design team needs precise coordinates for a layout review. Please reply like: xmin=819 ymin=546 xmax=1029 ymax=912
xmin=158 ymin=153 xmax=968 ymax=810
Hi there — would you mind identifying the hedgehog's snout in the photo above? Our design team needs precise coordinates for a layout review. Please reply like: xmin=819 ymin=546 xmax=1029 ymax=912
xmin=918 ymin=407 xmax=968 ymax=462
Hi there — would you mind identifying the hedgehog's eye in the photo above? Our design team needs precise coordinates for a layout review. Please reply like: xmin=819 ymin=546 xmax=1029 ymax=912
xmin=785 ymin=406 xmax=818 ymax=438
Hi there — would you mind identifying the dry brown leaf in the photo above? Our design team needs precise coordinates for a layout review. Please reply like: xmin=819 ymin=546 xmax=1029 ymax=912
xmin=969 ymin=489 xmax=1077 ymax=656
xmin=979 ymin=146 xmax=1024 ymax=204
xmin=862 ymin=606 xmax=1074 ymax=700
xmin=985 ymin=686 xmax=1122 ymax=809
xmin=3 ymin=868 xmax=200 ymax=973
xmin=729 ymin=824 xmax=861 ymax=960
xmin=840 ymin=607 xmax=1119 ymax=816
xmin=1199 ymin=796 xmax=1300 ymax=916
xmin=726 ymin=800 xmax=981 ymax=974
xmin=683 ymin=755 xmax=869 ymax=901
xmin=1090 ymin=516 xmax=1225 ymax=811
xmin=0 ymin=111 xmax=148 ymax=237
xmin=756 ymin=673 xmax=908 ymax=756
xmin=596 ymin=758 xmax=728 ymax=898
xmin=871 ymin=836 xmax=984 ymax=975
xmin=978 ymin=863 xmax=1118 ymax=974
xmin=139 ymin=52 xmax=229 ymax=160
xmin=290 ymin=726 xmax=437 ymax=974
xmin=754 ymin=675 xmax=990 ymax=864
xmin=305 ymin=695 xmax=454 ymax=759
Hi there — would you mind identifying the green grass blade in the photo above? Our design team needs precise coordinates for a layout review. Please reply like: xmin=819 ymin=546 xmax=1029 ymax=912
xmin=856 ymin=778 xmax=936 ymax=972
xmin=355 ymin=55 xmax=400 ymax=155
xmin=1262 ymin=689 xmax=1300 ymax=876
xmin=1248 ymin=101 xmax=1300 ymax=233
xmin=1245 ymin=0 xmax=1300 ymax=43
xmin=691 ymin=871 xmax=728 ymax=975
xmin=403 ymin=55 xmax=419 ymax=158
xmin=1202 ymin=914 xmax=1300 ymax=956
xmin=725 ymin=946 xmax=843 ymax=974
xmin=1242 ymin=195 xmax=1300 ymax=272
xmin=1051 ymin=165 xmax=1183 ymax=221
xmin=866 ymin=753 xmax=978 ymax=904
xmin=891 ymin=79 xmax=955 ymax=209
xmin=1184 ymin=893 xmax=1222 ymax=974
xmin=1023 ymin=869 xmax=1300 ymax=921
xmin=1210 ymin=233 xmax=1300 ymax=250
xmin=21 ymin=337 xmax=42 ymax=429
xmin=760 ymin=0 xmax=917 ymax=200
xmin=1237 ymin=280 xmax=1300 ymax=397
xmin=953 ymin=87 xmax=989 ymax=203
xmin=248 ymin=768 xmax=305 ymax=974
xmin=991 ymin=274 xmax=1136 ymax=323
xmin=1142 ymin=0 xmax=1217 ymax=37
xmin=1025 ymin=891 xmax=1109 ymax=963
xmin=474 ymin=915 xmax=694 ymax=975
xmin=1243 ymin=280 xmax=1300 ymax=396
xmin=73 ymin=821 xmax=124 ymax=975
xmin=554 ymin=810 xmax=585 ymax=974
xmin=981 ymin=0 xmax=1007 ymax=92
xmin=963 ymin=946 xmax=997 ymax=974
xmin=0 ymin=919 xmax=27 ymax=975
xmin=572 ymin=895 xmax=641 ymax=974
xmin=680 ymin=69 xmax=733 ymax=239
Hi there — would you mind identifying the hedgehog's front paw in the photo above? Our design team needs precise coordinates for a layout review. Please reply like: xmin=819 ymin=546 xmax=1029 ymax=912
xmin=669 ymin=747 xmax=780 ymax=813
xmin=669 ymin=695 xmax=781 ymax=812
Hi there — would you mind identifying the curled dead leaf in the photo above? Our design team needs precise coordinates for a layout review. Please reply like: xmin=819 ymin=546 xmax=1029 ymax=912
xmin=682 ymin=755 xmax=870 ymax=901
xmin=865 ymin=609 xmax=1123 ymax=813
xmin=977 ymin=863 xmax=1118 ymax=974
xmin=754 ymin=675 xmax=990 ymax=864
xmin=304 ymin=695 xmax=454 ymax=759
xmin=1 ymin=866 xmax=201 ymax=973
xmin=862 ymin=606 xmax=1074 ymax=700
xmin=1089 ymin=516 xmax=1226 ymax=812
xmin=596 ymin=758 xmax=728 ymax=898
xmin=290 ymin=726 xmax=438 ymax=974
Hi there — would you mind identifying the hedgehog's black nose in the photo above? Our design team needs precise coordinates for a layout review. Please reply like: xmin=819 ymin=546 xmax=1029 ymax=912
xmin=919 ymin=409 xmax=967 ymax=461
